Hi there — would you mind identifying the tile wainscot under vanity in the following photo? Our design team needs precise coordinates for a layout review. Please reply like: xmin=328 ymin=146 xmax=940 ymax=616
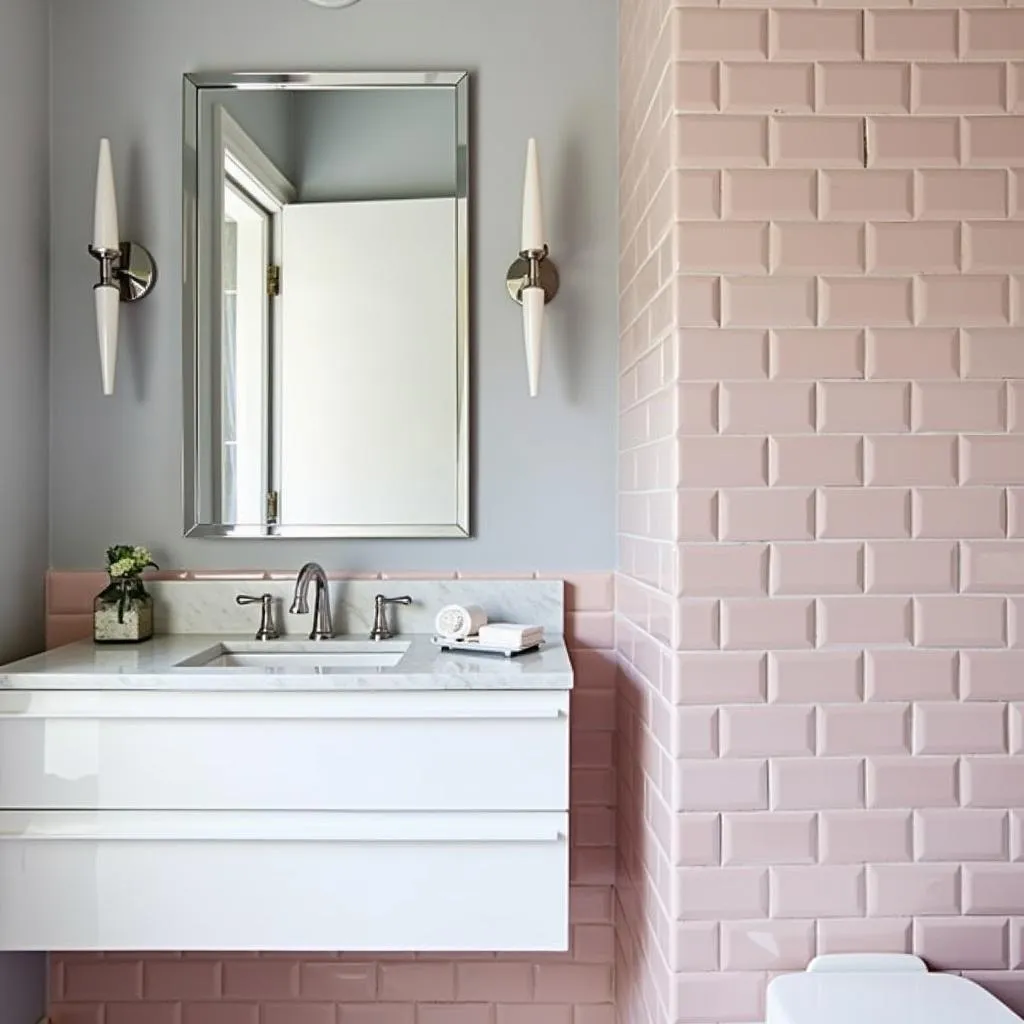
xmin=0 ymin=580 xmax=573 ymax=953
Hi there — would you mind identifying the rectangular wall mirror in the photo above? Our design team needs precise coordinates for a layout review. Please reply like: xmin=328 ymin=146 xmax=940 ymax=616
xmin=183 ymin=71 xmax=470 ymax=538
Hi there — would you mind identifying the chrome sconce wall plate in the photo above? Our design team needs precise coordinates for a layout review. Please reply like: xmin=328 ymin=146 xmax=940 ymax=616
xmin=87 ymin=138 xmax=157 ymax=396
xmin=506 ymin=139 xmax=559 ymax=398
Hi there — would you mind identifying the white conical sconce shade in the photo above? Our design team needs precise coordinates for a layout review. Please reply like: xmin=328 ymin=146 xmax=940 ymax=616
xmin=88 ymin=137 xmax=157 ymax=397
xmin=521 ymin=138 xmax=545 ymax=253
xmin=94 ymin=138 xmax=120 ymax=396
xmin=95 ymin=284 xmax=120 ymax=396
xmin=94 ymin=138 xmax=119 ymax=252
xmin=523 ymin=286 xmax=544 ymax=398
xmin=506 ymin=138 xmax=559 ymax=399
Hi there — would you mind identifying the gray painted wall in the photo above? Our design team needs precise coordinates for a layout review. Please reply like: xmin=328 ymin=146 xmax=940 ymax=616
xmin=49 ymin=0 xmax=618 ymax=573
xmin=295 ymin=89 xmax=457 ymax=202
xmin=203 ymin=89 xmax=298 ymax=183
xmin=0 ymin=0 xmax=51 ymax=660
xmin=0 ymin=0 xmax=51 ymax=1017
xmin=0 ymin=954 xmax=46 ymax=1024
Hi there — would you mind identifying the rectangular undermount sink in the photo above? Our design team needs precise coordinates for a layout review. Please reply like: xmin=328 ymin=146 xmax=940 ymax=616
xmin=174 ymin=640 xmax=410 ymax=672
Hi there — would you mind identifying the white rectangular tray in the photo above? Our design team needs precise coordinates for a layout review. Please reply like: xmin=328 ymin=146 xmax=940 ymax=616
xmin=431 ymin=635 xmax=544 ymax=658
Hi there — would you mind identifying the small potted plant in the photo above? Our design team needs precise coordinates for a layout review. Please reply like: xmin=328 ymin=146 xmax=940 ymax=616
xmin=93 ymin=545 xmax=159 ymax=644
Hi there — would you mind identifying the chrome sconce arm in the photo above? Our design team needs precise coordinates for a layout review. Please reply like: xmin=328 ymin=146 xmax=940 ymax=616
xmin=88 ymin=138 xmax=157 ymax=396
xmin=87 ymin=240 xmax=157 ymax=304
xmin=506 ymin=244 xmax=560 ymax=309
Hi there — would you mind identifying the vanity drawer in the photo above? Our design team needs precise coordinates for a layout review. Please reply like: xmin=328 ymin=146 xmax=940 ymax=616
xmin=0 ymin=690 xmax=569 ymax=811
xmin=0 ymin=810 xmax=569 ymax=951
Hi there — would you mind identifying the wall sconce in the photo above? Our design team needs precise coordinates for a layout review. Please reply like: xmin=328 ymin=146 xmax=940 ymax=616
xmin=506 ymin=139 xmax=559 ymax=398
xmin=87 ymin=138 xmax=157 ymax=396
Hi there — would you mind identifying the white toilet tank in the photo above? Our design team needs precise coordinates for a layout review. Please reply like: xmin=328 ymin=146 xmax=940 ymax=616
xmin=767 ymin=955 xmax=1022 ymax=1024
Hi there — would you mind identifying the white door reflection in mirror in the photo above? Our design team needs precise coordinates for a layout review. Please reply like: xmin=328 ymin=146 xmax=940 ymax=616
xmin=277 ymin=198 xmax=458 ymax=527
xmin=215 ymin=108 xmax=295 ymax=527
xmin=221 ymin=181 xmax=270 ymax=525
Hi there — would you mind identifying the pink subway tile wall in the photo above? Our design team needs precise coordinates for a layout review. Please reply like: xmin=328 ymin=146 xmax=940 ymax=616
xmin=618 ymin=5 xmax=682 ymax=1024
xmin=45 ymin=571 xmax=615 ymax=1024
xmin=619 ymin=0 xmax=1024 ymax=1021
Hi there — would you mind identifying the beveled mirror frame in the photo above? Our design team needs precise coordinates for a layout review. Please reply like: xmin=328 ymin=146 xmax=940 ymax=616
xmin=182 ymin=71 xmax=471 ymax=539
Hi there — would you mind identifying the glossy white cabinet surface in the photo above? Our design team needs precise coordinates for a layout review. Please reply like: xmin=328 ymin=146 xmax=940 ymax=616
xmin=0 ymin=811 xmax=568 ymax=951
xmin=0 ymin=628 xmax=573 ymax=952
xmin=0 ymin=690 xmax=569 ymax=811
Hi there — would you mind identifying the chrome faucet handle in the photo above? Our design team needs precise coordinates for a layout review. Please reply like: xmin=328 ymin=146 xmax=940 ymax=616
xmin=236 ymin=593 xmax=279 ymax=641
xmin=370 ymin=594 xmax=413 ymax=642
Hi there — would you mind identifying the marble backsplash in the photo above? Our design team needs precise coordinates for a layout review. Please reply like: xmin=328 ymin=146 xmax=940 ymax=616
xmin=145 ymin=578 xmax=564 ymax=637
xmin=44 ymin=572 xmax=610 ymax=648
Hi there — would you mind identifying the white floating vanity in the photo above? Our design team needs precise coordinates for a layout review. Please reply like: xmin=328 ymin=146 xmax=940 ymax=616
xmin=0 ymin=580 xmax=573 ymax=953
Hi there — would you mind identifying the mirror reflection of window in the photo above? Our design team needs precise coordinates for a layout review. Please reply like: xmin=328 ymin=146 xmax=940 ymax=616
xmin=221 ymin=180 xmax=271 ymax=525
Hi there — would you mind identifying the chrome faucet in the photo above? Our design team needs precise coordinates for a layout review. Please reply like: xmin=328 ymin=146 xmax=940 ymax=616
xmin=290 ymin=562 xmax=334 ymax=640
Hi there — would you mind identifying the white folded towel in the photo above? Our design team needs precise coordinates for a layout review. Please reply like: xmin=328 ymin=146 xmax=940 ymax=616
xmin=435 ymin=604 xmax=488 ymax=640
xmin=477 ymin=623 xmax=544 ymax=648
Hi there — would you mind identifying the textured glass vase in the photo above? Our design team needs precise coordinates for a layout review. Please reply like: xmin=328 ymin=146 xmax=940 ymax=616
xmin=93 ymin=577 xmax=154 ymax=644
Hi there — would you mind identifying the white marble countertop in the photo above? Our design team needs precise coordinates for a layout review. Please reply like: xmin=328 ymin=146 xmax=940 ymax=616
xmin=0 ymin=635 xmax=574 ymax=691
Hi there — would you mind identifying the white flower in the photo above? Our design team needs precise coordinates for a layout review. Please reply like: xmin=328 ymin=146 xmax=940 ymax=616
xmin=109 ymin=558 xmax=135 ymax=578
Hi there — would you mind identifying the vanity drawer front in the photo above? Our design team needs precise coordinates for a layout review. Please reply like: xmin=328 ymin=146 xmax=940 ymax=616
xmin=0 ymin=691 xmax=569 ymax=811
xmin=0 ymin=811 xmax=569 ymax=952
